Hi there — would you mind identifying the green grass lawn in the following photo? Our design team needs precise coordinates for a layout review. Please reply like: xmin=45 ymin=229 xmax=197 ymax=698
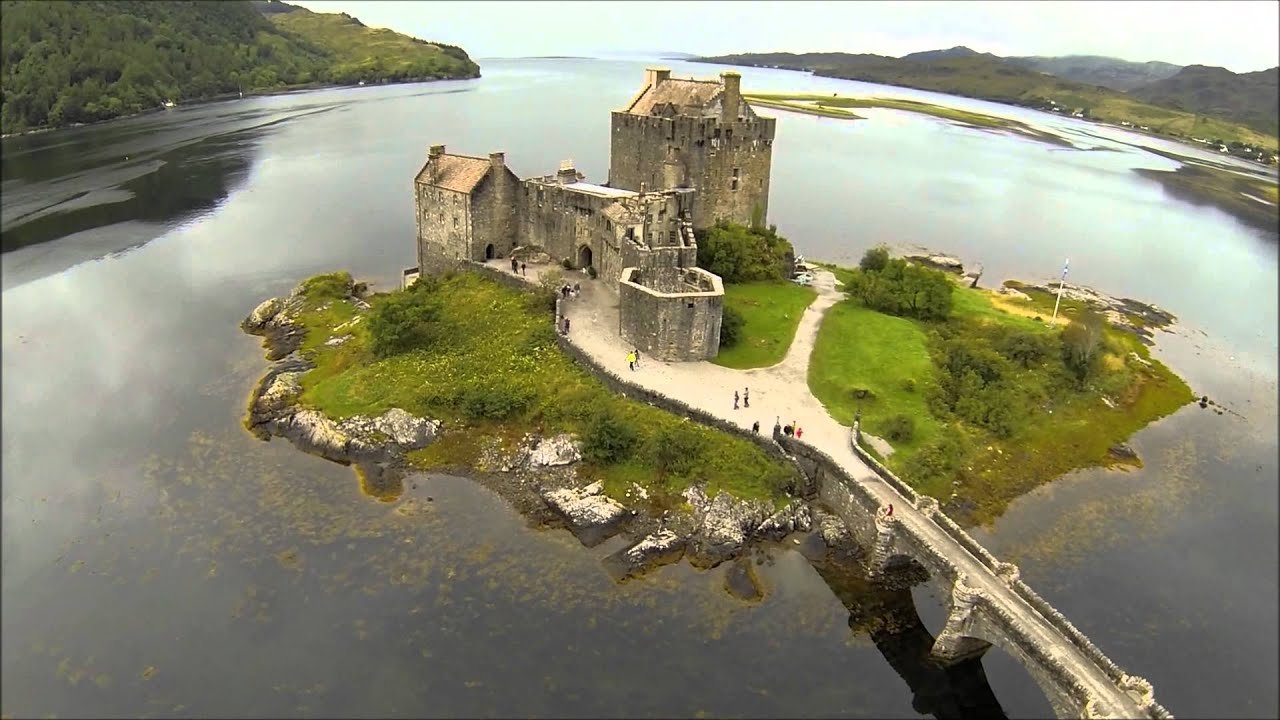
xmin=809 ymin=300 xmax=942 ymax=455
xmin=285 ymin=271 xmax=799 ymax=505
xmin=714 ymin=281 xmax=817 ymax=369
xmin=807 ymin=265 xmax=1194 ymax=522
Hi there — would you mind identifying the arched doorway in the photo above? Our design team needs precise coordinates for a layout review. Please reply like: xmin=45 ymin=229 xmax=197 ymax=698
xmin=485 ymin=243 xmax=496 ymax=260
xmin=577 ymin=244 xmax=593 ymax=270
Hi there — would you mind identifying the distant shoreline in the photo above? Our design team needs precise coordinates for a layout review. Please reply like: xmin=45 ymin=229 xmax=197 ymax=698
xmin=0 ymin=74 xmax=480 ymax=141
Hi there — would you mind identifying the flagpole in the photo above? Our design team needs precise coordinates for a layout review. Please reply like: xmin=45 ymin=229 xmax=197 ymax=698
xmin=1051 ymin=258 xmax=1069 ymax=324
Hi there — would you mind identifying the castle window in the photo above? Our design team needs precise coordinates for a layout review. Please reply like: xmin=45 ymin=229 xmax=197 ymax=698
xmin=733 ymin=168 xmax=739 ymax=178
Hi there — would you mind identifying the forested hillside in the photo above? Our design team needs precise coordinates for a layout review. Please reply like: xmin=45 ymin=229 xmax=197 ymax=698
xmin=0 ymin=0 xmax=479 ymax=135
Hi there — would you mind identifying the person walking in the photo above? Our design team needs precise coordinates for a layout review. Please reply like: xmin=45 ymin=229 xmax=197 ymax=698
xmin=627 ymin=351 xmax=636 ymax=371
xmin=795 ymin=426 xmax=803 ymax=439
xmin=562 ymin=317 xmax=570 ymax=335
xmin=743 ymin=387 xmax=750 ymax=408
xmin=520 ymin=262 xmax=527 ymax=276
xmin=632 ymin=348 xmax=640 ymax=369
xmin=773 ymin=416 xmax=782 ymax=438
xmin=783 ymin=423 xmax=793 ymax=436
xmin=511 ymin=257 xmax=518 ymax=273
xmin=573 ymin=282 xmax=581 ymax=297
xmin=751 ymin=420 xmax=760 ymax=434
xmin=733 ymin=391 xmax=740 ymax=410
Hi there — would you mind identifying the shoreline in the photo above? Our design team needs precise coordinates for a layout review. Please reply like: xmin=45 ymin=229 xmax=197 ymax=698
xmin=238 ymin=275 xmax=842 ymax=594
xmin=0 ymin=74 xmax=480 ymax=141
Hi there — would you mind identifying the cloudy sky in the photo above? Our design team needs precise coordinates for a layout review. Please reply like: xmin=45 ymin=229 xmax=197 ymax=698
xmin=288 ymin=0 xmax=1279 ymax=72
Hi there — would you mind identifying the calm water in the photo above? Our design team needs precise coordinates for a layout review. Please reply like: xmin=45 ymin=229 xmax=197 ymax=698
xmin=2 ymin=57 xmax=1276 ymax=719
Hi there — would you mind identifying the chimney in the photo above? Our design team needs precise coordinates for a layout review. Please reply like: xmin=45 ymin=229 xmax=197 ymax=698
xmin=489 ymin=151 xmax=505 ymax=169
xmin=720 ymin=71 xmax=741 ymax=122
xmin=429 ymin=144 xmax=445 ymax=159
xmin=645 ymin=67 xmax=671 ymax=87
xmin=557 ymin=159 xmax=577 ymax=184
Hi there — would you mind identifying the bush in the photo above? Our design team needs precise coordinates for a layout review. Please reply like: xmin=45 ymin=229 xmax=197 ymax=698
xmin=902 ymin=377 xmax=917 ymax=393
xmin=367 ymin=290 xmax=439 ymax=358
xmin=859 ymin=245 xmax=890 ymax=272
xmin=883 ymin=414 xmax=915 ymax=442
xmin=719 ymin=305 xmax=745 ymax=348
xmin=561 ymin=258 xmax=573 ymax=269
xmin=903 ymin=431 xmax=969 ymax=484
xmin=301 ymin=271 xmax=353 ymax=302
xmin=696 ymin=221 xmax=795 ymax=283
xmin=580 ymin=407 xmax=639 ymax=464
xmin=652 ymin=425 xmax=702 ymax=477
xmin=455 ymin=385 xmax=532 ymax=420
xmin=587 ymin=266 xmax=598 ymax=279
xmin=846 ymin=258 xmax=953 ymax=321
xmin=1061 ymin=309 xmax=1105 ymax=384
xmin=995 ymin=327 xmax=1053 ymax=368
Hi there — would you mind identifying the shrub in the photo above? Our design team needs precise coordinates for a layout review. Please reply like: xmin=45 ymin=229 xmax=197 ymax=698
xmin=883 ymin=414 xmax=915 ymax=442
xmin=561 ymin=258 xmax=573 ymax=269
xmin=846 ymin=258 xmax=952 ymax=321
xmin=652 ymin=425 xmax=702 ymax=477
xmin=902 ymin=377 xmax=917 ymax=393
xmin=367 ymin=290 xmax=439 ymax=358
xmin=587 ymin=266 xmax=598 ymax=279
xmin=719 ymin=305 xmax=745 ymax=348
xmin=301 ymin=271 xmax=353 ymax=302
xmin=455 ymin=384 xmax=532 ymax=420
xmin=580 ymin=407 xmax=639 ymax=464
xmin=903 ymin=431 xmax=969 ymax=484
xmin=995 ymin=327 xmax=1053 ymax=368
xmin=696 ymin=221 xmax=795 ymax=283
xmin=859 ymin=245 xmax=890 ymax=272
xmin=1061 ymin=309 xmax=1105 ymax=384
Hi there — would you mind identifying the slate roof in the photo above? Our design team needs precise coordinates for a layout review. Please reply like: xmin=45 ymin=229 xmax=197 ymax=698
xmin=626 ymin=78 xmax=723 ymax=117
xmin=415 ymin=153 xmax=492 ymax=194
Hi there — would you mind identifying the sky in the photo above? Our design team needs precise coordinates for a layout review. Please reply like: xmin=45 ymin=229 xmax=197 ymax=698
xmin=288 ymin=0 xmax=1280 ymax=73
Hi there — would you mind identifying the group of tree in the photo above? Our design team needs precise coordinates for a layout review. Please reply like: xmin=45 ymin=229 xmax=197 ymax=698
xmin=695 ymin=221 xmax=795 ymax=284
xmin=0 ymin=0 xmax=479 ymax=134
xmin=845 ymin=245 xmax=954 ymax=321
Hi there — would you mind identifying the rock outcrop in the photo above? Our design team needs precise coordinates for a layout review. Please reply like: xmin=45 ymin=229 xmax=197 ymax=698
xmin=540 ymin=480 xmax=628 ymax=547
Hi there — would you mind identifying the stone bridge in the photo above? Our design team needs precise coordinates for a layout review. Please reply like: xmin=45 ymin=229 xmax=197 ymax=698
xmin=446 ymin=259 xmax=1172 ymax=719
xmin=784 ymin=432 xmax=1171 ymax=720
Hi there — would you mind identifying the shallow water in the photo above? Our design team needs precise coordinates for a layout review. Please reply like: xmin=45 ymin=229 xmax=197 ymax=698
xmin=2 ymin=57 xmax=1275 ymax=718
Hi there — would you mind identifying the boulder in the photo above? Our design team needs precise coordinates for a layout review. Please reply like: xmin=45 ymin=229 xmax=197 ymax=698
xmin=723 ymin=556 xmax=764 ymax=601
xmin=685 ymin=486 xmax=774 ymax=568
xmin=541 ymin=481 xmax=627 ymax=547
xmin=258 ymin=371 xmax=303 ymax=415
xmin=339 ymin=408 xmax=439 ymax=451
xmin=527 ymin=433 xmax=581 ymax=467
xmin=754 ymin=499 xmax=813 ymax=541
xmin=602 ymin=529 xmax=686 ymax=581
xmin=244 ymin=297 xmax=283 ymax=331
xmin=324 ymin=334 xmax=354 ymax=347
xmin=282 ymin=409 xmax=354 ymax=462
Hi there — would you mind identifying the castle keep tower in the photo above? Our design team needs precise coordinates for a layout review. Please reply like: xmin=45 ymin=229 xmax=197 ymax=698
xmin=608 ymin=68 xmax=776 ymax=231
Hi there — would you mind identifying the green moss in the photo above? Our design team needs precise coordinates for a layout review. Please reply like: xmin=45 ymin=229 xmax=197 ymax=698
xmin=290 ymin=271 xmax=800 ymax=503
xmin=714 ymin=281 xmax=816 ymax=369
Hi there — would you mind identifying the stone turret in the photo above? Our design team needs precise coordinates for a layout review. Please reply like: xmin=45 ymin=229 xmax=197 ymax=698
xmin=720 ymin=71 xmax=741 ymax=122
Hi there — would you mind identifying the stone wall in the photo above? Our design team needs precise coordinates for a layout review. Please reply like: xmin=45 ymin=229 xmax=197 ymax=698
xmin=469 ymin=160 xmax=522 ymax=260
xmin=618 ymin=267 xmax=723 ymax=361
xmin=415 ymin=183 xmax=472 ymax=269
xmin=608 ymin=111 xmax=775 ymax=231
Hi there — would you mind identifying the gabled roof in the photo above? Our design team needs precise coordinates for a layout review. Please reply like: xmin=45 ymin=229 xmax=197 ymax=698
xmin=625 ymin=78 xmax=723 ymax=117
xmin=415 ymin=153 xmax=492 ymax=194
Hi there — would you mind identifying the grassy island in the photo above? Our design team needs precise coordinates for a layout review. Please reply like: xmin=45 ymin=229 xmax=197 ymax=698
xmin=810 ymin=249 xmax=1194 ymax=524
xmin=285 ymin=270 xmax=798 ymax=507
xmin=743 ymin=92 xmax=1071 ymax=146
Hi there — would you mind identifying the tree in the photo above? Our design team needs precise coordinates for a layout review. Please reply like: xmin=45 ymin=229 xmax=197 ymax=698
xmin=695 ymin=222 xmax=795 ymax=283
xmin=859 ymin=245 xmax=889 ymax=272
xmin=368 ymin=291 xmax=439 ymax=358
xmin=1060 ymin=309 xmax=1105 ymax=384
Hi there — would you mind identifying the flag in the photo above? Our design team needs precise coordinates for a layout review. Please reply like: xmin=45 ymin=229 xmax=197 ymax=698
xmin=1061 ymin=258 xmax=1069 ymax=281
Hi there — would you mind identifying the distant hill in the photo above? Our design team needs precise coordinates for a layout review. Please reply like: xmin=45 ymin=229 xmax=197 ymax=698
xmin=901 ymin=46 xmax=1002 ymax=63
xmin=1128 ymin=65 xmax=1279 ymax=137
xmin=695 ymin=49 xmax=1279 ymax=152
xmin=0 ymin=0 xmax=479 ymax=135
xmin=1003 ymin=55 xmax=1182 ymax=91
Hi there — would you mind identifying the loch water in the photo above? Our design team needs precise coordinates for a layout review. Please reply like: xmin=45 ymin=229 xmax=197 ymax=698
xmin=2 ymin=57 xmax=1276 ymax=718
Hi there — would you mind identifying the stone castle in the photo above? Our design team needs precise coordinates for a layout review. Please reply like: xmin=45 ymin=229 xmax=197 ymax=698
xmin=410 ymin=68 xmax=776 ymax=361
